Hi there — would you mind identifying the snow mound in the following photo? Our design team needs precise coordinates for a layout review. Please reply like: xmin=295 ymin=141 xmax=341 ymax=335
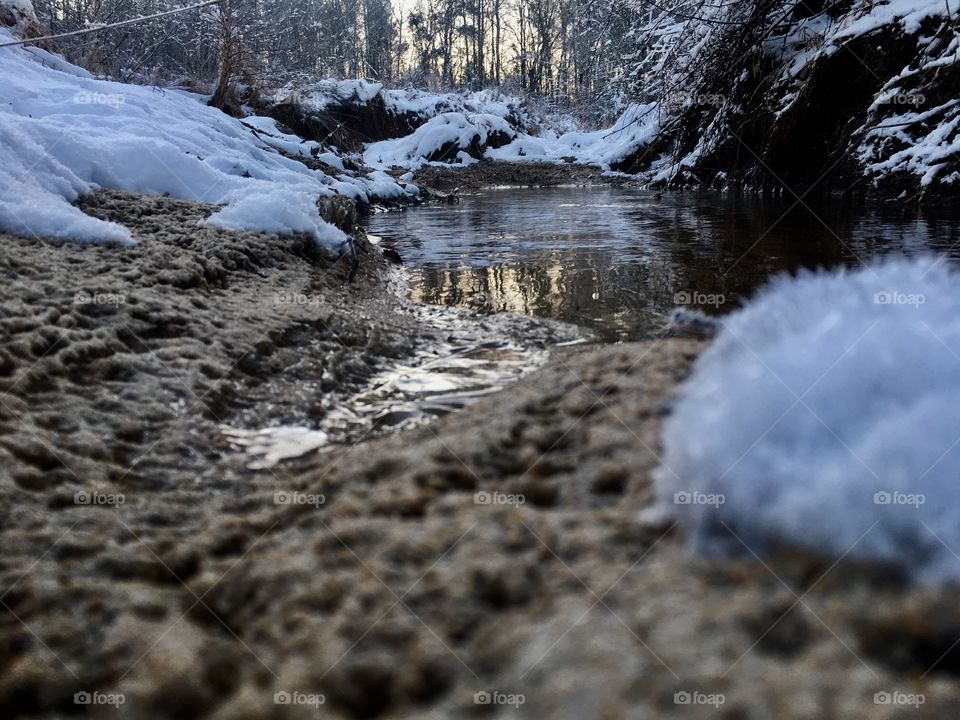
xmin=381 ymin=87 xmax=525 ymax=124
xmin=205 ymin=189 xmax=345 ymax=246
xmin=364 ymin=102 xmax=660 ymax=172
xmin=0 ymin=113 xmax=131 ymax=244
xmin=239 ymin=115 xmax=322 ymax=159
xmin=277 ymin=78 xmax=384 ymax=112
xmin=0 ymin=33 xmax=362 ymax=247
xmin=364 ymin=112 xmax=516 ymax=170
xmin=657 ymin=258 xmax=960 ymax=584
xmin=551 ymin=103 xmax=661 ymax=168
xmin=484 ymin=135 xmax=562 ymax=163
xmin=281 ymin=79 xmax=527 ymax=127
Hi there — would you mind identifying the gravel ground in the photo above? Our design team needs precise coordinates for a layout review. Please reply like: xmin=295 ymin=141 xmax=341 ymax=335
xmin=2 ymin=189 xmax=960 ymax=719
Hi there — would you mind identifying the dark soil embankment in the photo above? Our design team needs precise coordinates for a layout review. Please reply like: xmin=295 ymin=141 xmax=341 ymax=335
xmin=617 ymin=6 xmax=960 ymax=201
xmin=411 ymin=160 xmax=638 ymax=192
xmin=268 ymin=92 xmax=419 ymax=152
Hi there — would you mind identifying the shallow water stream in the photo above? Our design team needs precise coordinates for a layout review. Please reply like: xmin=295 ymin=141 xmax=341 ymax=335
xmin=224 ymin=290 xmax=578 ymax=467
xmin=367 ymin=187 xmax=960 ymax=340
xmin=229 ymin=187 xmax=960 ymax=466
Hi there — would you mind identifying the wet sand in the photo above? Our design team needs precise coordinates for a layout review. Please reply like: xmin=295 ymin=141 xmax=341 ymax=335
xmin=2 ymin=189 xmax=960 ymax=719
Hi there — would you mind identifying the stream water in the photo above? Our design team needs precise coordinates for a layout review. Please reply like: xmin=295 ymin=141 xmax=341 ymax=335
xmin=223 ymin=300 xmax=571 ymax=468
xmin=228 ymin=187 xmax=960 ymax=466
xmin=367 ymin=187 xmax=960 ymax=340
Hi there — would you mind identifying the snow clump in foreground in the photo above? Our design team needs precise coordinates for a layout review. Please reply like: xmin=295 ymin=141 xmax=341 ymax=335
xmin=657 ymin=258 xmax=960 ymax=584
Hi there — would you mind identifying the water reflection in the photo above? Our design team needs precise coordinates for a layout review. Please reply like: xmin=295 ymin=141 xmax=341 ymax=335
xmin=367 ymin=187 xmax=960 ymax=340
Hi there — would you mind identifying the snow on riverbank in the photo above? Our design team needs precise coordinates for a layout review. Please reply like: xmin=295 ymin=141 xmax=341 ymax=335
xmin=489 ymin=103 xmax=661 ymax=167
xmin=621 ymin=0 xmax=960 ymax=192
xmin=275 ymin=78 xmax=530 ymax=127
xmin=363 ymin=111 xmax=517 ymax=169
xmin=658 ymin=259 xmax=960 ymax=584
xmin=0 ymin=27 xmax=414 ymax=246
xmin=268 ymin=7 xmax=960 ymax=194
xmin=363 ymin=102 xmax=660 ymax=171
xmin=282 ymin=74 xmax=661 ymax=173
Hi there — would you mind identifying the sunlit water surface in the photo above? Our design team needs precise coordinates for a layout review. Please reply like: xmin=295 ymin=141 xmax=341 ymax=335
xmin=228 ymin=187 xmax=960 ymax=465
xmin=367 ymin=187 xmax=960 ymax=340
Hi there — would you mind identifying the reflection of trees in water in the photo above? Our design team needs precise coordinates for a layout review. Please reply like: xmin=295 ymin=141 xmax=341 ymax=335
xmin=384 ymin=189 xmax=960 ymax=340
xmin=412 ymin=254 xmax=695 ymax=339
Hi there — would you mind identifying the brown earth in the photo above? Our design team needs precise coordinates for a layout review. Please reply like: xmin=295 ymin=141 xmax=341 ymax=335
xmin=1 ymin=189 xmax=960 ymax=719
xmin=410 ymin=160 xmax=640 ymax=193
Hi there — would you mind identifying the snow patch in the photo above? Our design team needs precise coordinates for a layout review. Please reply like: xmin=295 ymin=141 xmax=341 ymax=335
xmin=205 ymin=189 xmax=345 ymax=245
xmin=0 ymin=0 xmax=38 ymax=37
xmin=0 ymin=34 xmax=408 ymax=247
xmin=364 ymin=111 xmax=516 ymax=170
xmin=0 ymin=113 xmax=132 ymax=244
xmin=277 ymin=78 xmax=383 ymax=111
xmin=657 ymin=259 xmax=960 ymax=584
xmin=365 ymin=102 xmax=660 ymax=171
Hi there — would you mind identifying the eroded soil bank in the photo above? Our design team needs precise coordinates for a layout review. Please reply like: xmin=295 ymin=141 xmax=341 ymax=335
xmin=409 ymin=161 xmax=637 ymax=193
xmin=2 ymin=188 xmax=960 ymax=719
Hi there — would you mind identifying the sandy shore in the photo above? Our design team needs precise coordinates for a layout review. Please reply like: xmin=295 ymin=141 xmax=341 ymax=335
xmin=2 ymin=189 xmax=960 ymax=719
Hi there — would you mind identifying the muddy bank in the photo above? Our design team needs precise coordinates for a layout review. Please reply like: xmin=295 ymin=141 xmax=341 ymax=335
xmin=410 ymin=161 xmax=638 ymax=193
xmin=0 ymin=188 xmax=578 ymax=487
xmin=0 ymin=189 xmax=422 ymax=493
xmin=2 ymin=189 xmax=960 ymax=719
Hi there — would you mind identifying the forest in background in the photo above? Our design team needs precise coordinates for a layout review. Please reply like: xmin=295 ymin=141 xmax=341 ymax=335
xmin=11 ymin=0 xmax=960 ymax=197
xmin=30 ymin=0 xmax=651 ymax=124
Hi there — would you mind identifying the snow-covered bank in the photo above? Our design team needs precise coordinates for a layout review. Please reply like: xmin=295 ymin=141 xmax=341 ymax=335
xmin=363 ymin=111 xmax=517 ymax=169
xmin=613 ymin=0 xmax=960 ymax=197
xmin=492 ymin=103 xmax=660 ymax=169
xmin=348 ymin=0 xmax=960 ymax=197
xmin=277 ymin=79 xmax=531 ymax=128
xmin=658 ymin=259 xmax=960 ymax=584
xmin=0 ymin=25 xmax=415 ymax=246
xmin=362 ymin=101 xmax=660 ymax=172
xmin=268 ymin=77 xmax=659 ymax=174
